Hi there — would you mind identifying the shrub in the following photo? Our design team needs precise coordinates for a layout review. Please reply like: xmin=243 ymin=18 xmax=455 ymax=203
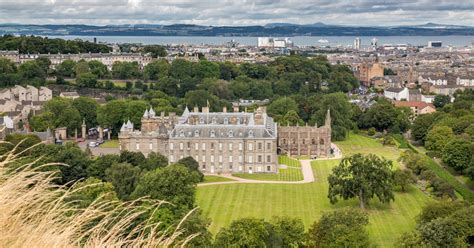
xmin=367 ymin=127 xmax=376 ymax=136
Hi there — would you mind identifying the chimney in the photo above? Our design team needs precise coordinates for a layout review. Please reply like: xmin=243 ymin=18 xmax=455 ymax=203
xmin=223 ymin=106 xmax=227 ymax=113
xmin=194 ymin=105 xmax=199 ymax=112
xmin=202 ymin=106 xmax=209 ymax=113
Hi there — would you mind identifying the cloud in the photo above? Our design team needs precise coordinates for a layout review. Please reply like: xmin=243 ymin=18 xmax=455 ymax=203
xmin=0 ymin=0 xmax=472 ymax=26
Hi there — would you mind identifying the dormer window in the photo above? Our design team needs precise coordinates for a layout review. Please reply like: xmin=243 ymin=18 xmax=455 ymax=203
xmin=237 ymin=117 xmax=241 ymax=125
xmin=179 ymin=130 xmax=184 ymax=137
xmin=248 ymin=130 xmax=254 ymax=137
xmin=199 ymin=117 xmax=204 ymax=124
xmin=212 ymin=117 xmax=217 ymax=124
xmin=210 ymin=130 xmax=216 ymax=137
xmin=228 ymin=130 xmax=234 ymax=137
xmin=194 ymin=130 xmax=199 ymax=137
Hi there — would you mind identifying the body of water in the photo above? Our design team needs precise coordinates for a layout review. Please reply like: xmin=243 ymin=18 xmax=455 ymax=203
xmin=46 ymin=35 xmax=474 ymax=47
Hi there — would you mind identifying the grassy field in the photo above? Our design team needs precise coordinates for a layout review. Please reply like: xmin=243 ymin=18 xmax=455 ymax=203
xmin=100 ymin=139 xmax=119 ymax=148
xmin=196 ymin=133 xmax=433 ymax=247
xmin=203 ymin=175 xmax=235 ymax=183
xmin=232 ymin=156 xmax=303 ymax=181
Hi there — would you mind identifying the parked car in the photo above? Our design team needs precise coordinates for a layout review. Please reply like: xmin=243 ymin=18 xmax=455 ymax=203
xmin=88 ymin=141 xmax=98 ymax=147
xmin=97 ymin=138 xmax=104 ymax=145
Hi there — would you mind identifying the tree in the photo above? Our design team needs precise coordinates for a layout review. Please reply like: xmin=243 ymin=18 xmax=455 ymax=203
xmin=281 ymin=110 xmax=303 ymax=126
xmin=192 ymin=60 xmax=220 ymax=79
xmin=55 ymin=59 xmax=76 ymax=78
xmin=42 ymin=97 xmax=82 ymax=135
xmin=170 ymin=59 xmax=193 ymax=80
xmin=88 ymin=60 xmax=109 ymax=78
xmin=68 ymin=177 xmax=118 ymax=208
xmin=177 ymin=156 xmax=204 ymax=182
xmin=87 ymin=154 xmax=120 ymax=180
xmin=270 ymin=216 xmax=305 ymax=247
xmin=307 ymin=209 xmax=370 ymax=248
xmin=442 ymin=138 xmax=473 ymax=172
xmin=267 ymin=97 xmax=298 ymax=123
xmin=111 ymin=61 xmax=141 ymax=79
xmin=144 ymin=60 xmax=170 ymax=80
xmin=54 ymin=143 xmax=91 ymax=184
xmin=18 ymin=60 xmax=46 ymax=85
xmin=140 ymin=152 xmax=168 ymax=171
xmin=411 ymin=114 xmax=435 ymax=144
xmin=328 ymin=153 xmax=394 ymax=209
xmin=97 ymin=100 xmax=128 ymax=135
xmin=213 ymin=218 xmax=271 ymax=247
xmin=119 ymin=150 xmax=146 ymax=167
xmin=74 ymin=60 xmax=90 ymax=76
xmin=76 ymin=72 xmax=98 ymax=88
xmin=131 ymin=164 xmax=197 ymax=210
xmin=425 ymin=125 xmax=454 ymax=153
xmin=417 ymin=200 xmax=469 ymax=225
xmin=433 ymin=95 xmax=451 ymax=109
xmin=1 ymin=133 xmax=41 ymax=155
xmin=398 ymin=151 xmax=429 ymax=175
xmin=72 ymin=97 xmax=99 ymax=128
xmin=105 ymin=162 xmax=141 ymax=200
xmin=393 ymin=169 xmax=416 ymax=192
xmin=143 ymin=45 xmax=167 ymax=58
xmin=312 ymin=93 xmax=353 ymax=141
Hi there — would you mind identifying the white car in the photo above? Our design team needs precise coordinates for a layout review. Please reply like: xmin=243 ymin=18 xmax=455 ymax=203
xmin=88 ymin=141 xmax=98 ymax=147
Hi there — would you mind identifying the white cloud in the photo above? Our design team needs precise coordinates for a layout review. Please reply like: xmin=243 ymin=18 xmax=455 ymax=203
xmin=0 ymin=0 xmax=472 ymax=26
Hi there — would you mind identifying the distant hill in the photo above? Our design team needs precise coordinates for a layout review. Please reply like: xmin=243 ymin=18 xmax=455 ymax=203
xmin=0 ymin=23 xmax=473 ymax=36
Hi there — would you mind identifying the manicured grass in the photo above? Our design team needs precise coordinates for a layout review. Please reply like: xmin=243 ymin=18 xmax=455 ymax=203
xmin=232 ymin=156 xmax=303 ymax=181
xmin=203 ymin=175 xmax=235 ymax=183
xmin=196 ymin=133 xmax=433 ymax=247
xmin=100 ymin=139 xmax=119 ymax=148
xmin=278 ymin=155 xmax=301 ymax=167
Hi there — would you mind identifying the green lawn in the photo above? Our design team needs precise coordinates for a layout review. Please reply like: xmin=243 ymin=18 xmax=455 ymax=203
xmin=100 ymin=139 xmax=119 ymax=148
xmin=196 ymin=133 xmax=433 ymax=247
xmin=203 ymin=175 xmax=235 ymax=183
xmin=232 ymin=156 xmax=303 ymax=181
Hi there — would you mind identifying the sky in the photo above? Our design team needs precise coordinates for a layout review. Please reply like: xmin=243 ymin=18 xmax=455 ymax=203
xmin=0 ymin=0 xmax=473 ymax=26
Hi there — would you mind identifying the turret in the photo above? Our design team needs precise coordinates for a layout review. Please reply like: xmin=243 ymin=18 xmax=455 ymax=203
xmin=143 ymin=109 xmax=149 ymax=118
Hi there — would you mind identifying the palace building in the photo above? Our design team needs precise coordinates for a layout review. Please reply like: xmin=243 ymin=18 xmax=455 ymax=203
xmin=119 ymin=106 xmax=331 ymax=174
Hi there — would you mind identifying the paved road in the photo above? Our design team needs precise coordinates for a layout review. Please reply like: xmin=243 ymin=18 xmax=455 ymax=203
xmin=78 ymin=141 xmax=120 ymax=156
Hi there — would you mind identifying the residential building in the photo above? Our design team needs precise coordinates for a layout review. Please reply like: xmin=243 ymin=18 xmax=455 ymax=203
xmin=394 ymin=101 xmax=436 ymax=118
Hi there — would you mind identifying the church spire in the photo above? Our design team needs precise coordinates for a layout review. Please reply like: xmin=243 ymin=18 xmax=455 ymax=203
xmin=325 ymin=109 xmax=331 ymax=127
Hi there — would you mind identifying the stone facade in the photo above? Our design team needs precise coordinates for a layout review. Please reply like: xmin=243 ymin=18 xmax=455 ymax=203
xmin=119 ymin=106 xmax=286 ymax=174
xmin=277 ymin=110 xmax=332 ymax=157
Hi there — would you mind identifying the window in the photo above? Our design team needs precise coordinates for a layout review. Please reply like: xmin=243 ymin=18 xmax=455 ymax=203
xmin=258 ymin=155 xmax=262 ymax=163
xmin=237 ymin=117 xmax=241 ymax=124
xmin=187 ymin=142 xmax=191 ymax=149
xmin=136 ymin=143 xmax=140 ymax=150
xmin=302 ymin=139 xmax=305 ymax=144
xmin=180 ymin=155 xmax=183 ymax=159
xmin=211 ymin=143 xmax=215 ymax=150
xmin=170 ymin=143 xmax=174 ymax=150
xmin=282 ymin=139 xmax=287 ymax=145
xmin=320 ymin=138 xmax=325 ymax=145
xmin=248 ymin=130 xmax=254 ymax=137
xmin=239 ymin=143 xmax=243 ymax=151
xmin=267 ymin=142 xmax=271 ymax=150
xmin=211 ymin=155 xmax=214 ymax=163
xmin=267 ymin=166 xmax=271 ymax=172
xmin=248 ymin=155 xmax=253 ymax=163
xmin=257 ymin=166 xmax=262 ymax=172
xmin=219 ymin=156 xmax=222 ymax=163
xmin=202 ymin=143 xmax=206 ymax=150
xmin=239 ymin=156 xmax=243 ymax=163
xmin=195 ymin=143 xmax=199 ymax=150
xmin=267 ymin=155 xmax=271 ymax=163
xmin=179 ymin=142 xmax=183 ymax=150
xmin=194 ymin=130 xmax=199 ymax=137
xmin=210 ymin=130 xmax=216 ymax=137
xmin=229 ymin=143 xmax=233 ymax=150
xmin=224 ymin=118 xmax=229 ymax=124
xmin=219 ymin=143 xmax=223 ymax=151
xmin=195 ymin=155 xmax=199 ymax=162
xmin=199 ymin=117 xmax=204 ymax=124
xmin=170 ymin=155 xmax=174 ymax=163
xmin=312 ymin=139 xmax=316 ymax=145
xmin=202 ymin=156 xmax=206 ymax=162
xmin=149 ymin=143 xmax=153 ymax=150
xmin=228 ymin=130 xmax=234 ymax=137
xmin=248 ymin=143 xmax=253 ymax=150
xmin=229 ymin=156 xmax=233 ymax=163
xmin=258 ymin=142 xmax=262 ymax=150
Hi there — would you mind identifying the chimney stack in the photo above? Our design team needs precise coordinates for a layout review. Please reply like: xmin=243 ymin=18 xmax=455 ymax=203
xmin=223 ymin=106 xmax=227 ymax=113
xmin=194 ymin=105 xmax=199 ymax=112
xmin=202 ymin=106 xmax=209 ymax=113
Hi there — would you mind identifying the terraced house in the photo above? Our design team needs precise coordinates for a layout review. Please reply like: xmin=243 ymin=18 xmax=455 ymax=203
xmin=119 ymin=106 xmax=331 ymax=174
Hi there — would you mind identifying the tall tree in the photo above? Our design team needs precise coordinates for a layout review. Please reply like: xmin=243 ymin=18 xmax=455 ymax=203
xmin=105 ymin=162 xmax=141 ymax=200
xmin=328 ymin=153 xmax=394 ymax=209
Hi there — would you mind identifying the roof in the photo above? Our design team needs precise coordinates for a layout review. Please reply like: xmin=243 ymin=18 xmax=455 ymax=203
xmin=394 ymin=101 xmax=435 ymax=109
xmin=60 ymin=92 xmax=80 ymax=97
xmin=385 ymin=87 xmax=405 ymax=93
